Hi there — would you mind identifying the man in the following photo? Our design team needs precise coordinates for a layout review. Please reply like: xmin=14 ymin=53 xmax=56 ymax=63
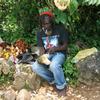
xmin=32 ymin=11 xmax=68 ymax=96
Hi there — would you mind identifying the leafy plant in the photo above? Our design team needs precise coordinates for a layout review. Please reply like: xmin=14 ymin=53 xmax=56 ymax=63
xmin=63 ymin=56 xmax=79 ymax=86
xmin=0 ymin=70 xmax=14 ymax=85
xmin=63 ymin=43 xmax=80 ymax=86
xmin=83 ymin=0 xmax=100 ymax=6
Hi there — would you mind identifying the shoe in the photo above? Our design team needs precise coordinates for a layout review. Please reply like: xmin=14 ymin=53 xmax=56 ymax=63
xmin=51 ymin=85 xmax=67 ymax=97
xmin=49 ymin=81 xmax=55 ymax=85
xmin=56 ymin=86 xmax=67 ymax=97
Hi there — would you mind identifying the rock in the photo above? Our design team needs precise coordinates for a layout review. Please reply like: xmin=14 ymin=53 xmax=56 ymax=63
xmin=0 ymin=59 xmax=10 ymax=75
xmin=3 ymin=89 xmax=16 ymax=100
xmin=26 ymin=73 xmax=41 ymax=90
xmin=0 ymin=91 xmax=4 ymax=99
xmin=0 ymin=55 xmax=42 ymax=91
xmin=72 ymin=47 xmax=98 ymax=63
xmin=13 ymin=72 xmax=27 ymax=90
xmin=16 ymin=89 xmax=31 ymax=100
xmin=0 ymin=37 xmax=4 ymax=43
xmin=13 ymin=64 xmax=42 ymax=90
xmin=76 ymin=52 xmax=100 ymax=85
xmin=2 ymin=61 xmax=10 ymax=75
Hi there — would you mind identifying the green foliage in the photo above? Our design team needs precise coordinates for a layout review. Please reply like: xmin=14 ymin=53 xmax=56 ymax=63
xmin=69 ymin=44 xmax=80 ymax=55
xmin=69 ymin=0 xmax=79 ymax=15
xmin=39 ymin=7 xmax=50 ymax=14
xmin=54 ymin=8 xmax=67 ymax=24
xmin=0 ymin=0 xmax=39 ymax=45
xmin=21 ymin=28 xmax=38 ymax=45
xmin=0 ymin=70 xmax=14 ymax=85
xmin=83 ymin=0 xmax=100 ymax=6
xmin=64 ymin=57 xmax=79 ymax=86
xmin=63 ymin=43 xmax=80 ymax=86
xmin=13 ymin=0 xmax=39 ymax=34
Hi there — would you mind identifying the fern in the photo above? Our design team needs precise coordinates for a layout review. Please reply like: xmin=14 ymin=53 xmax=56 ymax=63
xmin=83 ymin=0 xmax=100 ymax=6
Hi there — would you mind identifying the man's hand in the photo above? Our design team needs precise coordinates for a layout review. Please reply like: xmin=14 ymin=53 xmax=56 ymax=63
xmin=39 ymin=47 xmax=45 ymax=55
xmin=48 ymin=47 xmax=58 ymax=54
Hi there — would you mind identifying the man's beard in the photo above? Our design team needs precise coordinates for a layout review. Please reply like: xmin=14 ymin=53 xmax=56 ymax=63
xmin=45 ymin=29 xmax=52 ymax=35
xmin=42 ymin=27 xmax=52 ymax=35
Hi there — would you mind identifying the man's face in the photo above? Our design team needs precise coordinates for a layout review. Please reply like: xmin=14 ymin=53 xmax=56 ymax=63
xmin=42 ymin=16 xmax=52 ymax=31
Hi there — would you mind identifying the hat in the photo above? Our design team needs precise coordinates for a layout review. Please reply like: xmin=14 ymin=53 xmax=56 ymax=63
xmin=40 ymin=11 xmax=54 ymax=17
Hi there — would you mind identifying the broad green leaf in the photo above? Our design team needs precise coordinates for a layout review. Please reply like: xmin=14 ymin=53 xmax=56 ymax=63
xmin=39 ymin=7 xmax=49 ymax=14
xmin=54 ymin=8 xmax=67 ymax=24
xmin=69 ymin=0 xmax=79 ymax=15
xmin=96 ymin=0 xmax=100 ymax=6
xmin=88 ymin=0 xmax=94 ymax=5
xmin=84 ymin=0 xmax=90 ymax=3
xmin=83 ymin=0 xmax=100 ymax=6
xmin=92 ymin=0 xmax=98 ymax=5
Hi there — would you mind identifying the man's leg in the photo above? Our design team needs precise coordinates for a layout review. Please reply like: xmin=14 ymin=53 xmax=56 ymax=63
xmin=49 ymin=52 xmax=67 ymax=96
xmin=31 ymin=61 xmax=54 ymax=83
xmin=49 ymin=52 xmax=66 ymax=89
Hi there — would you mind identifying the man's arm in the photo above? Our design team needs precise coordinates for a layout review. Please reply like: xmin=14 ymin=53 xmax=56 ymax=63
xmin=36 ymin=32 xmax=45 ymax=55
xmin=39 ymin=47 xmax=45 ymax=55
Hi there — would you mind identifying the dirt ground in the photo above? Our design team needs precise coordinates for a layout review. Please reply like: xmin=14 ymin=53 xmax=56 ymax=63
xmin=32 ymin=82 xmax=100 ymax=100
xmin=0 ymin=82 xmax=100 ymax=100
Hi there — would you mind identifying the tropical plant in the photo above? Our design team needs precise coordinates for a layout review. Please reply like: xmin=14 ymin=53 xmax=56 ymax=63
xmin=82 ymin=0 xmax=100 ymax=6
